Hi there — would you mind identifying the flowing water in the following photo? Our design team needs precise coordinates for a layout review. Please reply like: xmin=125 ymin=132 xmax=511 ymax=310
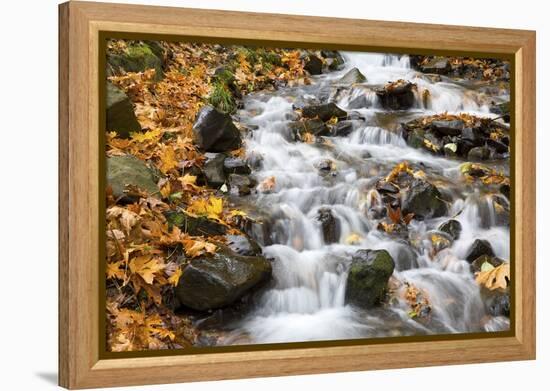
xmin=222 ymin=52 xmax=510 ymax=344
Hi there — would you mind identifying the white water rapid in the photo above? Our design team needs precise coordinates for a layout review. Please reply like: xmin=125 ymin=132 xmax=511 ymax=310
xmin=221 ymin=52 xmax=510 ymax=344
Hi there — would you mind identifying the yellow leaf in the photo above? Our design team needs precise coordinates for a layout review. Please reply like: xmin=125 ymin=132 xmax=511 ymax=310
xmin=106 ymin=261 xmax=125 ymax=280
xmin=345 ymin=233 xmax=361 ymax=245
xmin=167 ymin=268 xmax=182 ymax=286
xmin=129 ymin=255 xmax=165 ymax=284
xmin=187 ymin=196 xmax=223 ymax=219
xmin=106 ymin=206 xmax=140 ymax=234
xmin=130 ymin=128 xmax=161 ymax=143
xmin=158 ymin=145 xmax=178 ymax=174
xmin=476 ymin=263 xmax=510 ymax=290
xmin=159 ymin=181 xmax=171 ymax=198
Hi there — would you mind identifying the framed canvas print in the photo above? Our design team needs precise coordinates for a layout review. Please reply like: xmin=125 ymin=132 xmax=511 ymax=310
xmin=59 ymin=1 xmax=536 ymax=389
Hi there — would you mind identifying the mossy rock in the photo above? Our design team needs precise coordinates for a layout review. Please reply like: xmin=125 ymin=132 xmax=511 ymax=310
xmin=345 ymin=249 xmax=395 ymax=308
xmin=164 ymin=210 xmax=227 ymax=237
xmin=107 ymin=155 xmax=159 ymax=201
xmin=107 ymin=42 xmax=164 ymax=80
xmin=106 ymin=83 xmax=141 ymax=138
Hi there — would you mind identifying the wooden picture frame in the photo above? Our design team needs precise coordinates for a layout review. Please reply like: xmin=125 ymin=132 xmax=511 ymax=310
xmin=59 ymin=1 xmax=536 ymax=389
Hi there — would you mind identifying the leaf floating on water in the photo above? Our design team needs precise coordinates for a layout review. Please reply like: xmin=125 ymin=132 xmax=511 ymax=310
xmin=476 ymin=263 xmax=509 ymax=290
xmin=345 ymin=233 xmax=362 ymax=245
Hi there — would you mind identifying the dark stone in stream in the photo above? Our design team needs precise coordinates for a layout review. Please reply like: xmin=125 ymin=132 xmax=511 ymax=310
xmin=470 ymin=254 xmax=504 ymax=273
xmin=321 ymin=50 xmax=345 ymax=71
xmin=317 ymin=208 xmax=341 ymax=244
xmin=228 ymin=174 xmax=256 ymax=195
xmin=305 ymin=119 xmax=331 ymax=136
xmin=500 ymin=183 xmax=511 ymax=200
xmin=376 ymin=180 xmax=400 ymax=194
xmin=487 ymin=139 xmax=509 ymax=154
xmin=467 ymin=146 xmax=491 ymax=161
xmin=393 ymin=244 xmax=419 ymax=271
xmin=484 ymin=291 xmax=510 ymax=317
xmin=302 ymin=102 xmax=347 ymax=122
xmin=347 ymin=94 xmax=369 ymax=110
xmin=490 ymin=101 xmax=510 ymax=123
xmin=192 ymin=105 xmax=242 ymax=152
xmin=402 ymin=179 xmax=447 ymax=220
xmin=331 ymin=120 xmax=358 ymax=136
xmin=303 ymin=54 xmax=323 ymax=75
xmin=375 ymin=81 xmax=416 ymax=110
xmin=438 ymin=219 xmax=462 ymax=240
xmin=223 ymin=234 xmax=262 ymax=257
xmin=106 ymin=83 xmax=142 ymax=138
xmin=345 ymin=249 xmax=395 ymax=308
xmin=202 ymin=152 xmax=227 ymax=188
xmin=335 ymin=67 xmax=367 ymax=85
xmin=465 ymin=239 xmax=495 ymax=263
xmin=175 ymin=248 xmax=272 ymax=311
xmin=431 ymin=120 xmax=464 ymax=136
xmin=223 ymin=157 xmax=251 ymax=175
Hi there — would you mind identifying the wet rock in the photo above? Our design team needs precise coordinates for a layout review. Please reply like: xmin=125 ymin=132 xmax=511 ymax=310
xmin=347 ymin=94 xmax=369 ymax=110
xmin=376 ymin=180 xmax=400 ymax=194
xmin=164 ymin=210 xmax=227 ymax=236
xmin=317 ymin=208 xmax=341 ymax=244
xmin=223 ymin=157 xmax=251 ymax=175
xmin=223 ymin=234 xmax=262 ymax=257
xmin=484 ymin=291 xmax=510 ymax=317
xmin=420 ymin=57 xmax=452 ymax=75
xmin=470 ymin=254 xmax=504 ymax=273
xmin=321 ymin=50 xmax=345 ymax=70
xmin=107 ymin=155 xmax=159 ymax=201
xmin=303 ymin=54 xmax=323 ymax=75
xmin=107 ymin=42 xmax=164 ymax=80
xmin=228 ymin=174 xmax=255 ymax=195
xmin=335 ymin=67 xmax=366 ymax=85
xmin=175 ymin=249 xmax=272 ymax=311
xmin=106 ymin=83 xmax=142 ymax=138
xmin=305 ymin=119 xmax=330 ymax=136
xmin=500 ymin=183 xmax=510 ymax=200
xmin=202 ymin=153 xmax=227 ymax=188
xmin=302 ymin=102 xmax=347 ymax=122
xmin=465 ymin=239 xmax=495 ymax=263
xmin=375 ymin=80 xmax=416 ymax=110
xmin=438 ymin=219 xmax=462 ymax=240
xmin=487 ymin=139 xmax=509 ymax=154
xmin=393 ymin=244 xmax=419 ymax=271
xmin=330 ymin=120 xmax=357 ymax=137
xmin=428 ymin=232 xmax=452 ymax=254
xmin=467 ymin=146 xmax=491 ymax=161
xmin=431 ymin=119 xmax=464 ymax=136
xmin=402 ymin=179 xmax=447 ymax=219
xmin=490 ymin=101 xmax=510 ymax=123
xmin=345 ymin=249 xmax=395 ymax=308
xmin=192 ymin=105 xmax=242 ymax=152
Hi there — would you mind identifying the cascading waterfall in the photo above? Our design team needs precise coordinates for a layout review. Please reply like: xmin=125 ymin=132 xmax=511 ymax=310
xmin=222 ymin=51 xmax=509 ymax=344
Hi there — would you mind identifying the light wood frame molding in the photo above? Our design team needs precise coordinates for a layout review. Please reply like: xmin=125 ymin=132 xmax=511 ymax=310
xmin=59 ymin=1 xmax=536 ymax=389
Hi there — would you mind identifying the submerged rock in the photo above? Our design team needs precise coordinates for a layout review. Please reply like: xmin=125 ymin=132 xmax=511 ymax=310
xmin=345 ymin=249 xmax=395 ymax=308
xmin=107 ymin=155 xmax=159 ymax=201
xmin=175 ymin=249 xmax=272 ymax=311
xmin=438 ymin=219 xmax=462 ymax=240
xmin=465 ymin=239 xmax=495 ymax=263
xmin=301 ymin=102 xmax=347 ymax=122
xmin=317 ymin=208 xmax=341 ymax=244
xmin=192 ymin=105 xmax=242 ymax=152
xmin=402 ymin=179 xmax=447 ymax=219
xmin=106 ymin=83 xmax=142 ymax=138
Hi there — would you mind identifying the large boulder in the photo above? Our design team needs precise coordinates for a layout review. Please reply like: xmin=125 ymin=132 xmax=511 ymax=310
xmin=335 ymin=67 xmax=366 ymax=85
xmin=402 ymin=179 xmax=447 ymax=219
xmin=375 ymin=80 xmax=416 ymax=110
xmin=302 ymin=102 xmax=347 ymax=122
xmin=106 ymin=155 xmax=159 ymax=200
xmin=164 ymin=210 xmax=227 ymax=236
xmin=465 ymin=239 xmax=495 ymax=263
xmin=175 ymin=249 xmax=272 ymax=311
xmin=107 ymin=42 xmax=164 ymax=80
xmin=345 ymin=249 xmax=395 ymax=308
xmin=317 ymin=208 xmax=340 ymax=244
xmin=192 ymin=106 xmax=242 ymax=152
xmin=106 ymin=83 xmax=141 ymax=138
